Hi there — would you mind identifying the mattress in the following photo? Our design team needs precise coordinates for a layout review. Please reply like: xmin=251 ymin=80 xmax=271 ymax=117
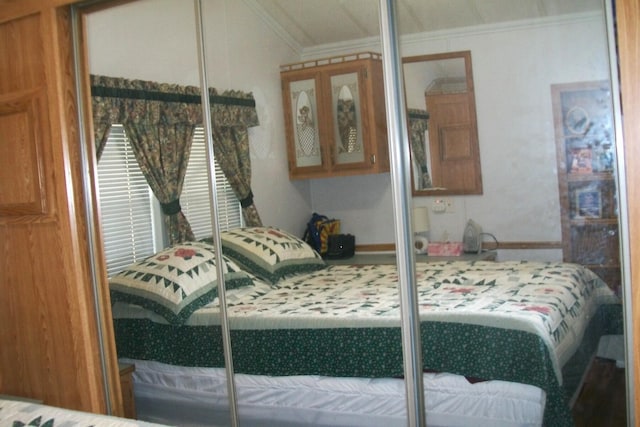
xmin=0 ymin=396 xmax=166 ymax=426
xmin=126 ymin=358 xmax=546 ymax=427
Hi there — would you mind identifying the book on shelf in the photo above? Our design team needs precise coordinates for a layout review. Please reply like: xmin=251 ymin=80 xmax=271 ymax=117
xmin=569 ymin=147 xmax=592 ymax=174
xmin=576 ymin=188 xmax=602 ymax=218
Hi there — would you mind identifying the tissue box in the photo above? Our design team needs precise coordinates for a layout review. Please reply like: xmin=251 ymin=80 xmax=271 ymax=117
xmin=427 ymin=242 xmax=463 ymax=256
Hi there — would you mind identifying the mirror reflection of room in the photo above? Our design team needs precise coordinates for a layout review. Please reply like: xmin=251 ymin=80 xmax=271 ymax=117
xmin=79 ymin=1 xmax=627 ymax=426
xmin=403 ymin=51 xmax=483 ymax=195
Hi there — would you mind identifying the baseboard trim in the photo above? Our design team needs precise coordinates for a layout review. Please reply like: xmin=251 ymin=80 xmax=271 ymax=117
xmin=356 ymin=241 xmax=562 ymax=252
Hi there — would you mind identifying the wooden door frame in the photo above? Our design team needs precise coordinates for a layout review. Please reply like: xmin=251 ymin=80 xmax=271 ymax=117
xmin=615 ymin=1 xmax=640 ymax=425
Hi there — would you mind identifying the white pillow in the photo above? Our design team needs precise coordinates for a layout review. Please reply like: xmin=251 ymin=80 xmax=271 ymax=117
xmin=109 ymin=241 xmax=253 ymax=324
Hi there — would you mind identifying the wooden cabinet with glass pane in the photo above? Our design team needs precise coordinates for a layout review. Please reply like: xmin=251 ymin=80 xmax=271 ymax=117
xmin=281 ymin=52 xmax=389 ymax=179
xmin=551 ymin=80 xmax=621 ymax=296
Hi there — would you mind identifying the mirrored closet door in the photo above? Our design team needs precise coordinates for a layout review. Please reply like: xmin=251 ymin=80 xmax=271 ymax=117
xmin=74 ymin=1 xmax=632 ymax=426
xmin=76 ymin=1 xmax=407 ymax=425
xmin=393 ymin=0 xmax=629 ymax=425
xmin=198 ymin=2 xmax=415 ymax=426
xmin=76 ymin=0 xmax=239 ymax=423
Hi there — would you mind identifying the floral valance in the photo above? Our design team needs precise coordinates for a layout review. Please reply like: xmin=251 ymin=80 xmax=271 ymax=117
xmin=90 ymin=74 xmax=264 ymax=232
xmin=407 ymin=108 xmax=429 ymax=130
xmin=207 ymin=88 xmax=259 ymax=128
xmin=90 ymin=74 xmax=259 ymax=128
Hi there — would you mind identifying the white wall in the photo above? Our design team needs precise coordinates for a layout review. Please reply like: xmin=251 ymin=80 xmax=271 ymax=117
xmin=87 ymin=4 xmax=612 ymax=259
xmin=304 ymin=12 xmax=611 ymax=260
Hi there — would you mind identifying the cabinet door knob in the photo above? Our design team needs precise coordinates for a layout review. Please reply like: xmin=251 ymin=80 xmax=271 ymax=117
xmin=370 ymin=154 xmax=376 ymax=164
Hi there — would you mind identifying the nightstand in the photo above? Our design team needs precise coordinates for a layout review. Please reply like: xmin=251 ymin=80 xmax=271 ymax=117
xmin=119 ymin=362 xmax=136 ymax=419
xmin=325 ymin=251 xmax=497 ymax=265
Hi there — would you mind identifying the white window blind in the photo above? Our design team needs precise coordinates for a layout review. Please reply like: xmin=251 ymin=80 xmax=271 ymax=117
xmin=97 ymin=124 xmax=156 ymax=276
xmin=97 ymin=124 xmax=243 ymax=276
xmin=181 ymin=126 xmax=243 ymax=240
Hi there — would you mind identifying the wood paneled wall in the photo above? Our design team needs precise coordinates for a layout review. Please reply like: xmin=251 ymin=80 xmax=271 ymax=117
xmin=0 ymin=0 xmax=121 ymax=415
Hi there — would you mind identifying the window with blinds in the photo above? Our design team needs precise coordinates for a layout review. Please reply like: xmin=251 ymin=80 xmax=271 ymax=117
xmin=97 ymin=125 xmax=157 ymax=276
xmin=97 ymin=124 xmax=242 ymax=276
xmin=181 ymin=126 xmax=243 ymax=240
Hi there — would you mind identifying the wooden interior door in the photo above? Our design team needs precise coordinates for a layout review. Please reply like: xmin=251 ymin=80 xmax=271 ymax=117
xmin=425 ymin=91 xmax=482 ymax=194
xmin=0 ymin=1 xmax=121 ymax=415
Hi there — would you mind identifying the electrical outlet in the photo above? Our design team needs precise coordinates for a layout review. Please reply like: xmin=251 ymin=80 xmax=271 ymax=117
xmin=432 ymin=199 xmax=446 ymax=213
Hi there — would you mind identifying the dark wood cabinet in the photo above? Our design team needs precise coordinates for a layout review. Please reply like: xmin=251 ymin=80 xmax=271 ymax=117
xmin=551 ymin=81 xmax=621 ymax=295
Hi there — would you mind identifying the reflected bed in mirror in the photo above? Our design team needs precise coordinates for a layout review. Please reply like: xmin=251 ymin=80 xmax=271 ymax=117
xmin=403 ymin=51 xmax=483 ymax=196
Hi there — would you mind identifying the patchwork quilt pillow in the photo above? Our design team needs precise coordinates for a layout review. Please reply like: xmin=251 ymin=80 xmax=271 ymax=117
xmin=109 ymin=241 xmax=253 ymax=325
xmin=220 ymin=227 xmax=326 ymax=285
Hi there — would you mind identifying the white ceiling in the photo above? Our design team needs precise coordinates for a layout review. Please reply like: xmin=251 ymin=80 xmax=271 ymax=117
xmin=244 ymin=0 xmax=603 ymax=50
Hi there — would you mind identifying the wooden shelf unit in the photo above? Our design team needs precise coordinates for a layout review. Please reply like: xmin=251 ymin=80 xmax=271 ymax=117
xmin=551 ymin=81 xmax=621 ymax=296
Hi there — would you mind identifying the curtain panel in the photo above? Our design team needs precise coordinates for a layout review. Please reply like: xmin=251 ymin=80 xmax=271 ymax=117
xmin=207 ymin=88 xmax=261 ymax=226
xmin=90 ymin=75 xmax=262 ymax=244
xmin=408 ymin=109 xmax=432 ymax=189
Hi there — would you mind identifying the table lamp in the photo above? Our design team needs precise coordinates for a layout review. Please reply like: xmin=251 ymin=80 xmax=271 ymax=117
xmin=412 ymin=206 xmax=430 ymax=254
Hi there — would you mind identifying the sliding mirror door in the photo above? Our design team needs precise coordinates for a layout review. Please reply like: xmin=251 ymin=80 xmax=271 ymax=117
xmin=80 ymin=0 xmax=413 ymax=426
xmin=395 ymin=0 xmax=629 ymax=425
xmin=198 ymin=2 xmax=420 ymax=426
xmin=78 ymin=0 xmax=240 ymax=423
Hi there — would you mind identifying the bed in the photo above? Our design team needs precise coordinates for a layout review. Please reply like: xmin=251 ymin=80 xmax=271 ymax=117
xmin=0 ymin=396 xmax=167 ymax=426
xmin=109 ymin=227 xmax=622 ymax=426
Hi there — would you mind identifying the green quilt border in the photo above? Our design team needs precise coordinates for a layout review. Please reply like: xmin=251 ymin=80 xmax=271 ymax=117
xmin=110 ymin=274 xmax=253 ymax=325
xmin=222 ymin=245 xmax=326 ymax=284
xmin=114 ymin=303 xmax=621 ymax=426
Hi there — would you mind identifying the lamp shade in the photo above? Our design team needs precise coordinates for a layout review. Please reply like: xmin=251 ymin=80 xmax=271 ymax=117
xmin=412 ymin=207 xmax=430 ymax=233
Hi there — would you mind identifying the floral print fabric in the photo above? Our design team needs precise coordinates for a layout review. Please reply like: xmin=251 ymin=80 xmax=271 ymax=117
xmin=194 ymin=260 xmax=617 ymax=381
xmin=90 ymin=75 xmax=263 ymax=240
xmin=408 ymin=108 xmax=432 ymax=188
xmin=0 ymin=398 xmax=164 ymax=426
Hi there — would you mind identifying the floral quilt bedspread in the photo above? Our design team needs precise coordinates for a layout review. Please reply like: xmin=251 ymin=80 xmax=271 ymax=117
xmin=114 ymin=260 xmax=618 ymax=385
xmin=184 ymin=260 xmax=618 ymax=382
xmin=0 ymin=398 xmax=165 ymax=427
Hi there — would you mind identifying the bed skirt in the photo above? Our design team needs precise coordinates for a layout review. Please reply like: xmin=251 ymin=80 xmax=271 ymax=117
xmin=126 ymin=358 xmax=546 ymax=427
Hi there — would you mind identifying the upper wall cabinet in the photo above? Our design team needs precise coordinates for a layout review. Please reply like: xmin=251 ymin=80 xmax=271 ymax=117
xmin=281 ymin=53 xmax=389 ymax=180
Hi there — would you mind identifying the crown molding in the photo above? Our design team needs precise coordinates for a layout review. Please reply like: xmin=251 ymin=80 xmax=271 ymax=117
xmin=301 ymin=10 xmax=603 ymax=60
xmin=242 ymin=0 xmax=303 ymax=56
